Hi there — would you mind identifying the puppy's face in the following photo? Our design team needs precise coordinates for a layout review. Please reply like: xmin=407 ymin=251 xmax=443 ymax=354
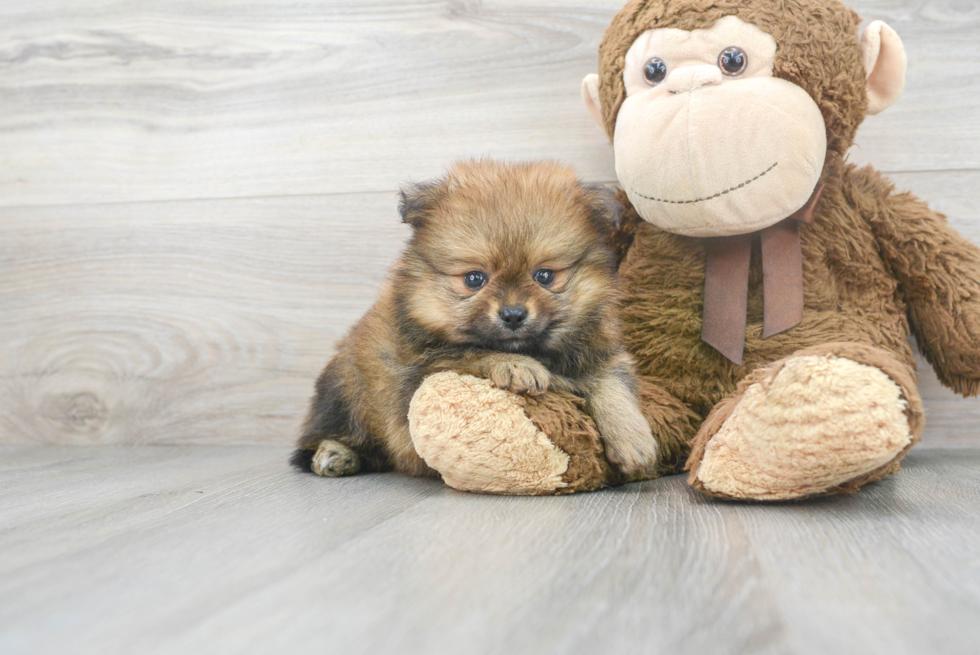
xmin=397 ymin=160 xmax=619 ymax=354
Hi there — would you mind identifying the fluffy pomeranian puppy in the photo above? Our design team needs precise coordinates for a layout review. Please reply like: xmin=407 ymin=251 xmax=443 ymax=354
xmin=291 ymin=160 xmax=658 ymax=480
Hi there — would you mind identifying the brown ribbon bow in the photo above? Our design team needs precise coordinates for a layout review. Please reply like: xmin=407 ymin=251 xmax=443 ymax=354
xmin=701 ymin=185 xmax=825 ymax=365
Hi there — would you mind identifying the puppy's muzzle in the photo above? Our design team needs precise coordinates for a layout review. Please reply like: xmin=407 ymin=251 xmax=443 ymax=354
xmin=499 ymin=305 xmax=528 ymax=331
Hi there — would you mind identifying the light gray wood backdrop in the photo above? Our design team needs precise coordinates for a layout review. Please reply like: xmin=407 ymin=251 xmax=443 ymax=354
xmin=1 ymin=0 xmax=978 ymax=446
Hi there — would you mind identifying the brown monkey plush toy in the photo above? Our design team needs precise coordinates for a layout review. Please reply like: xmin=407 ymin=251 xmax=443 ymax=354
xmin=408 ymin=0 xmax=980 ymax=499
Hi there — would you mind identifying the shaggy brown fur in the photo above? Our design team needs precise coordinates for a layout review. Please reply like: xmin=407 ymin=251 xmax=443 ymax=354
xmin=518 ymin=374 xmax=701 ymax=490
xmin=594 ymin=0 xmax=980 ymax=493
xmin=612 ymin=161 xmax=980 ymax=480
xmin=293 ymin=160 xmax=657 ymax=479
xmin=520 ymin=391 xmax=616 ymax=494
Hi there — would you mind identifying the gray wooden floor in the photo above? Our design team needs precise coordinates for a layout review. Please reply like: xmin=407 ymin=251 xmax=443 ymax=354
xmin=3 ymin=444 xmax=980 ymax=655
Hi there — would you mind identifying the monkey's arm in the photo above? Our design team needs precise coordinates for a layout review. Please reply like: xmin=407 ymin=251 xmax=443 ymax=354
xmin=855 ymin=166 xmax=980 ymax=396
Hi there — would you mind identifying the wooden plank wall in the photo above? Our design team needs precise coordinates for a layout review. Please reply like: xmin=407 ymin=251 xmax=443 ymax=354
xmin=1 ymin=0 xmax=978 ymax=446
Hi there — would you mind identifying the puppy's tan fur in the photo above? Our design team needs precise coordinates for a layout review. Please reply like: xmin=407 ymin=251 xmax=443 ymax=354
xmin=292 ymin=160 xmax=658 ymax=480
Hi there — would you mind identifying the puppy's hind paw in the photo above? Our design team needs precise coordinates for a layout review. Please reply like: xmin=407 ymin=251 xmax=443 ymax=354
xmin=311 ymin=440 xmax=361 ymax=477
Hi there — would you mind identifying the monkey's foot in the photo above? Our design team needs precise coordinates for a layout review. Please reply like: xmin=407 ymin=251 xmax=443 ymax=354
xmin=311 ymin=439 xmax=361 ymax=477
xmin=687 ymin=343 xmax=923 ymax=501
xmin=408 ymin=372 xmax=613 ymax=495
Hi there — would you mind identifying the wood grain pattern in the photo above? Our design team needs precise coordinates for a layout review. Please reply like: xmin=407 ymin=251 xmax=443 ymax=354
xmin=0 ymin=0 xmax=977 ymax=206
xmin=1 ymin=445 xmax=979 ymax=654
xmin=1 ymin=0 xmax=978 ymax=447
xmin=2 ymin=172 xmax=979 ymax=446
xmin=0 ymin=193 xmax=411 ymax=445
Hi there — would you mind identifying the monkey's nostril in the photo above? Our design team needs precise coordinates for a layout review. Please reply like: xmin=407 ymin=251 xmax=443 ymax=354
xmin=499 ymin=305 xmax=528 ymax=330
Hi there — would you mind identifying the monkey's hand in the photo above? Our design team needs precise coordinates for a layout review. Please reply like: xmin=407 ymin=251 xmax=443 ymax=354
xmin=483 ymin=355 xmax=551 ymax=396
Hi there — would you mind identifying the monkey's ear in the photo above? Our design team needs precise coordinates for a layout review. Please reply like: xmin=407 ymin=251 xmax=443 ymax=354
xmin=861 ymin=21 xmax=907 ymax=115
xmin=398 ymin=180 xmax=442 ymax=229
xmin=581 ymin=182 xmax=623 ymax=235
xmin=581 ymin=74 xmax=605 ymax=131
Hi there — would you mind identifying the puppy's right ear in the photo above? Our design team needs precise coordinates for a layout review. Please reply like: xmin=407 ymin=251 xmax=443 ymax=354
xmin=398 ymin=180 xmax=443 ymax=229
xmin=580 ymin=182 xmax=624 ymax=234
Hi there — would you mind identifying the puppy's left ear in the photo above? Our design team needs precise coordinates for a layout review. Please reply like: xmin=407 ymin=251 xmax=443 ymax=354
xmin=398 ymin=179 xmax=444 ymax=229
xmin=580 ymin=182 xmax=623 ymax=236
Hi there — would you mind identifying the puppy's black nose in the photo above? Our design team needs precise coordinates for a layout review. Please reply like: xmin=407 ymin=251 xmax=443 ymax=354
xmin=499 ymin=305 xmax=528 ymax=330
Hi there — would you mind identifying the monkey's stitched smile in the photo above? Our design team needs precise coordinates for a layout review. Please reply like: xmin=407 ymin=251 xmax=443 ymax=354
xmin=633 ymin=162 xmax=778 ymax=205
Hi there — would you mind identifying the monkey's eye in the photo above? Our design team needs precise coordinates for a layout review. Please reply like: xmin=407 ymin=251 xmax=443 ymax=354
xmin=643 ymin=57 xmax=668 ymax=86
xmin=718 ymin=47 xmax=747 ymax=76
xmin=463 ymin=271 xmax=487 ymax=290
xmin=533 ymin=269 xmax=555 ymax=287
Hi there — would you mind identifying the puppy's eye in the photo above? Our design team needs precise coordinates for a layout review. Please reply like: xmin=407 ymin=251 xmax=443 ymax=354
xmin=463 ymin=271 xmax=487 ymax=290
xmin=643 ymin=57 xmax=668 ymax=86
xmin=533 ymin=269 xmax=555 ymax=287
xmin=718 ymin=46 xmax=747 ymax=76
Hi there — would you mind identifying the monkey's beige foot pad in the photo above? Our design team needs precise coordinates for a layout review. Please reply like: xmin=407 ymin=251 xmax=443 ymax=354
xmin=409 ymin=372 xmax=615 ymax=495
xmin=688 ymin=354 xmax=914 ymax=501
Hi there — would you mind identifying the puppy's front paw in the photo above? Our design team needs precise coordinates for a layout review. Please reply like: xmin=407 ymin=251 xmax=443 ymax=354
xmin=589 ymin=370 xmax=660 ymax=481
xmin=487 ymin=358 xmax=550 ymax=396
xmin=604 ymin=436 xmax=659 ymax=481
xmin=311 ymin=439 xmax=361 ymax=477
